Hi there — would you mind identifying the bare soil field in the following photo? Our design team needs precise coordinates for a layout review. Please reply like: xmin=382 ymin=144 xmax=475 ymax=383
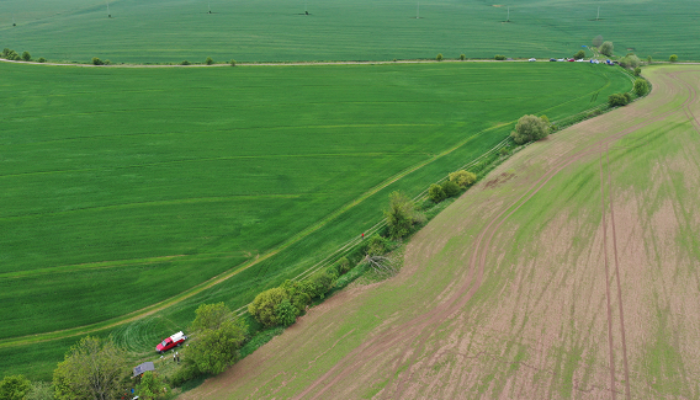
xmin=180 ymin=65 xmax=700 ymax=399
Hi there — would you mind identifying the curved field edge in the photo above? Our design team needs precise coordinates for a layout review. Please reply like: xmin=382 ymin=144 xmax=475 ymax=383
xmin=0 ymin=62 xmax=631 ymax=379
xmin=177 ymin=65 xmax=700 ymax=399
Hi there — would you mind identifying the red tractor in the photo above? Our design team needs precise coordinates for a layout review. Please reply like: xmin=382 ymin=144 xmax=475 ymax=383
xmin=155 ymin=331 xmax=187 ymax=353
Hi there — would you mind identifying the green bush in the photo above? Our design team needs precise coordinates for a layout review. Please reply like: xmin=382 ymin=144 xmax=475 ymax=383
xmin=599 ymin=41 xmax=614 ymax=56
xmin=21 ymin=51 xmax=31 ymax=61
xmin=620 ymin=54 xmax=640 ymax=69
xmin=428 ymin=183 xmax=446 ymax=203
xmin=336 ymin=256 xmax=351 ymax=275
xmin=37 ymin=57 xmax=46 ymax=63
xmin=205 ymin=57 xmax=214 ymax=65
xmin=573 ymin=50 xmax=585 ymax=60
xmin=91 ymin=57 xmax=103 ymax=65
xmin=460 ymin=54 xmax=466 ymax=60
xmin=363 ymin=234 xmax=388 ymax=256
xmin=634 ymin=67 xmax=641 ymax=76
xmin=499 ymin=147 xmax=510 ymax=156
xmin=647 ymin=55 xmax=652 ymax=65
xmin=436 ymin=53 xmax=443 ymax=61
xmin=0 ymin=375 xmax=31 ymax=400
xmin=608 ymin=93 xmax=629 ymax=107
xmin=385 ymin=191 xmax=416 ymax=239
xmin=670 ymin=54 xmax=678 ymax=62
xmin=136 ymin=371 xmax=170 ymax=400
xmin=181 ymin=60 xmax=190 ymax=65
xmin=494 ymin=55 xmax=506 ymax=60
xmin=441 ymin=180 xmax=460 ymax=197
xmin=279 ymin=280 xmax=312 ymax=313
xmin=274 ymin=299 xmax=299 ymax=327
xmin=592 ymin=35 xmax=603 ymax=48
xmin=449 ymin=170 xmax=477 ymax=187
xmin=103 ymin=59 xmax=112 ymax=65
xmin=248 ymin=288 xmax=288 ymax=327
xmin=26 ymin=381 xmax=54 ymax=400
xmin=623 ymin=92 xmax=631 ymax=103
xmin=230 ymin=59 xmax=236 ymax=67
xmin=634 ymin=79 xmax=649 ymax=96
xmin=306 ymin=271 xmax=335 ymax=299
xmin=510 ymin=115 xmax=550 ymax=144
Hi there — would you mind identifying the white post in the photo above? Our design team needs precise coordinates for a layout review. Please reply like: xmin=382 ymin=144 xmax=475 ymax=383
xmin=507 ymin=6 xmax=510 ymax=22
xmin=597 ymin=6 xmax=600 ymax=20
xmin=417 ymin=1 xmax=419 ymax=19
xmin=106 ymin=1 xmax=110 ymax=17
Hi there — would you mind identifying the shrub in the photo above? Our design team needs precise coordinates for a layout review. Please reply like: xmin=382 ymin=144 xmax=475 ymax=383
xmin=634 ymin=79 xmax=649 ymax=96
xmin=441 ymin=180 xmax=461 ymax=197
xmin=494 ymin=55 xmax=506 ymax=60
xmin=363 ymin=234 xmax=388 ymax=256
xmin=205 ymin=57 xmax=214 ymax=65
xmin=21 ymin=51 xmax=31 ymax=61
xmin=230 ymin=59 xmax=236 ymax=67
xmin=647 ymin=55 xmax=652 ymax=65
xmin=620 ymin=54 xmax=640 ymax=69
xmin=634 ymin=67 xmax=641 ymax=76
xmin=428 ymin=183 xmax=446 ymax=203
xmin=26 ymin=381 xmax=54 ymax=400
xmin=336 ymin=257 xmax=351 ymax=275
xmin=306 ymin=271 xmax=335 ymax=299
xmin=573 ymin=50 xmax=585 ymax=60
xmin=181 ymin=60 xmax=190 ymax=65
xmin=37 ymin=57 xmax=46 ymax=63
xmin=103 ymin=59 xmax=112 ymax=65
xmin=0 ymin=375 xmax=31 ymax=400
xmin=608 ymin=93 xmax=629 ymax=107
xmin=592 ymin=35 xmax=603 ymax=48
xmin=279 ymin=280 xmax=312 ymax=313
xmin=136 ymin=371 xmax=170 ymax=400
xmin=599 ymin=41 xmax=614 ymax=56
xmin=460 ymin=54 xmax=466 ymax=60
xmin=449 ymin=170 xmax=477 ymax=188
xmin=274 ymin=299 xmax=299 ymax=327
xmin=499 ymin=147 xmax=510 ymax=156
xmin=2 ymin=49 xmax=21 ymax=60
xmin=91 ymin=57 xmax=103 ymax=65
xmin=510 ymin=115 xmax=550 ymax=144
xmin=385 ymin=191 xmax=416 ymax=239
xmin=623 ymin=92 xmax=631 ymax=103
xmin=436 ymin=53 xmax=443 ymax=61
xmin=248 ymin=288 xmax=288 ymax=327
xmin=670 ymin=54 xmax=678 ymax=62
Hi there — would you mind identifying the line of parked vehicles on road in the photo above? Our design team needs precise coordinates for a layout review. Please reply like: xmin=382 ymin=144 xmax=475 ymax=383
xmin=526 ymin=57 xmax=615 ymax=65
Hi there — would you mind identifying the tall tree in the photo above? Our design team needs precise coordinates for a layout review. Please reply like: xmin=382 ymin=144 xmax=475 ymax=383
xmin=187 ymin=303 xmax=247 ymax=374
xmin=53 ymin=336 xmax=129 ymax=400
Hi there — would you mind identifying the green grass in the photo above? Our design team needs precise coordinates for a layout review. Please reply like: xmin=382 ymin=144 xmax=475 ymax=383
xmin=0 ymin=0 xmax=699 ymax=63
xmin=0 ymin=61 xmax=631 ymax=379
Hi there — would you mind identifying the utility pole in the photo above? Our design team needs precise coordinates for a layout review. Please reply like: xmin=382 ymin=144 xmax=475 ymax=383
xmin=208 ymin=2 xmax=212 ymax=13
xmin=417 ymin=0 xmax=419 ymax=19
xmin=106 ymin=1 xmax=111 ymax=17
xmin=507 ymin=6 xmax=510 ymax=22
xmin=597 ymin=6 xmax=600 ymax=21
xmin=12 ymin=14 xmax=16 ymax=26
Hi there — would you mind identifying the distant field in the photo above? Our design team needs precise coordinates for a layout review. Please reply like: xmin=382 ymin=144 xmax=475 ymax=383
xmin=178 ymin=65 xmax=700 ymax=400
xmin=0 ymin=62 xmax=631 ymax=378
xmin=0 ymin=0 xmax=698 ymax=63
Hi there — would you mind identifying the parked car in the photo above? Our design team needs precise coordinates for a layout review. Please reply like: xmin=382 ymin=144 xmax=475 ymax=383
xmin=557 ymin=58 xmax=566 ymax=62
xmin=590 ymin=59 xmax=600 ymax=64
xmin=605 ymin=59 xmax=614 ymax=65
xmin=567 ymin=58 xmax=575 ymax=62
xmin=576 ymin=58 xmax=585 ymax=62
xmin=549 ymin=58 xmax=557 ymax=62
xmin=528 ymin=58 xmax=536 ymax=62
xmin=156 ymin=331 xmax=187 ymax=353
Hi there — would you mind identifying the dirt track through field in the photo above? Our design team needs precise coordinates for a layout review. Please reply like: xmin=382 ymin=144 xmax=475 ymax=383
xmin=178 ymin=65 xmax=700 ymax=399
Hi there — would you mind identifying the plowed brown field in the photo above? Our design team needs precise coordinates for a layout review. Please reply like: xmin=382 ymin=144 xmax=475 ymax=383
xmin=180 ymin=65 xmax=700 ymax=399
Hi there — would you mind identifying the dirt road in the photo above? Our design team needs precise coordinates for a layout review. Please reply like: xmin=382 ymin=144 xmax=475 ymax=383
xmin=179 ymin=65 xmax=700 ymax=399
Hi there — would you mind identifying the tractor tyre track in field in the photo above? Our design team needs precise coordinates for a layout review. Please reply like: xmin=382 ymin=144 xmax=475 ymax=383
xmin=288 ymin=69 xmax=698 ymax=400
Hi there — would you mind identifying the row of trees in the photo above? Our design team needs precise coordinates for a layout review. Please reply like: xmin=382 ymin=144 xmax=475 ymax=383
xmin=1 ymin=48 xmax=45 ymax=63
xmin=428 ymin=170 xmax=477 ymax=203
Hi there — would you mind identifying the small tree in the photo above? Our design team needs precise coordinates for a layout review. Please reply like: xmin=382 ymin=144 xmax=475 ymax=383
xmin=53 ymin=336 xmax=129 ymax=400
xmin=26 ymin=381 xmax=55 ymax=400
xmin=181 ymin=60 xmax=190 ymax=65
xmin=620 ymin=54 xmax=640 ymax=69
xmin=136 ymin=371 xmax=170 ymax=400
xmin=494 ymin=55 xmax=506 ymax=60
xmin=21 ymin=51 xmax=31 ymax=61
xmin=573 ymin=50 xmax=585 ymax=60
xmin=460 ymin=54 xmax=466 ymax=61
xmin=647 ymin=55 xmax=652 ymax=65
xmin=274 ymin=299 xmax=298 ymax=327
xmin=91 ymin=57 xmax=103 ymax=65
xmin=230 ymin=59 xmax=236 ymax=67
xmin=634 ymin=67 xmax=641 ymax=76
xmin=449 ymin=170 xmax=477 ymax=187
xmin=592 ymin=35 xmax=603 ymax=48
xmin=384 ymin=191 xmax=416 ymax=239
xmin=428 ymin=184 xmax=446 ymax=203
xmin=249 ymin=288 xmax=288 ymax=327
xmin=599 ymin=41 xmax=614 ymax=56
xmin=205 ymin=57 xmax=214 ymax=65
xmin=37 ymin=57 xmax=46 ymax=63
xmin=436 ymin=53 xmax=443 ymax=61
xmin=510 ymin=115 xmax=550 ymax=144
xmin=634 ymin=79 xmax=649 ymax=96
xmin=669 ymin=54 xmax=678 ymax=62
xmin=187 ymin=303 xmax=247 ymax=374
xmin=608 ymin=93 xmax=629 ymax=107
xmin=0 ymin=375 xmax=31 ymax=400
xmin=441 ymin=180 xmax=461 ymax=197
